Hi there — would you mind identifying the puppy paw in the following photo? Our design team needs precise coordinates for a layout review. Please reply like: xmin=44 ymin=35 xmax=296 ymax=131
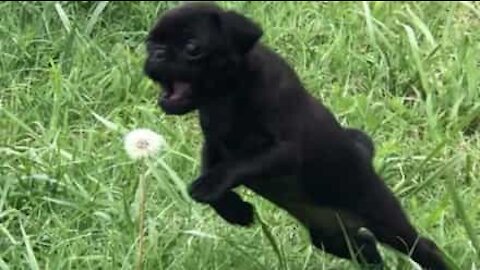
xmin=220 ymin=201 xmax=255 ymax=226
xmin=188 ymin=172 xmax=231 ymax=203
xmin=188 ymin=177 xmax=214 ymax=203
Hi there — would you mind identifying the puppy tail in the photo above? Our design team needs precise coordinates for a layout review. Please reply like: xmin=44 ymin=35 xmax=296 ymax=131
xmin=345 ymin=128 xmax=375 ymax=161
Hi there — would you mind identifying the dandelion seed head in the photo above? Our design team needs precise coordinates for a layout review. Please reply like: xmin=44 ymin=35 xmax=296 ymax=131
xmin=124 ymin=128 xmax=166 ymax=160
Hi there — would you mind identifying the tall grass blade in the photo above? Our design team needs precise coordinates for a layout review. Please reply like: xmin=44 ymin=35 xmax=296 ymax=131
xmin=54 ymin=3 xmax=71 ymax=33
xmin=255 ymin=210 xmax=288 ymax=270
xmin=85 ymin=1 xmax=109 ymax=36
xmin=20 ymin=222 xmax=40 ymax=270
xmin=445 ymin=157 xmax=480 ymax=260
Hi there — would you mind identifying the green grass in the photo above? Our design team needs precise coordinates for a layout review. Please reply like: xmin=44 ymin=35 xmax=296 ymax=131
xmin=1 ymin=1 xmax=480 ymax=269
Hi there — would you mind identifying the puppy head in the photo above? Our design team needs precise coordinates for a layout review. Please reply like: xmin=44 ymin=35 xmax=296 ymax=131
xmin=144 ymin=2 xmax=263 ymax=115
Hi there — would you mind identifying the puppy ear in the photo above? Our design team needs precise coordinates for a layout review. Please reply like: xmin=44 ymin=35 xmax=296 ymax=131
xmin=219 ymin=11 xmax=263 ymax=54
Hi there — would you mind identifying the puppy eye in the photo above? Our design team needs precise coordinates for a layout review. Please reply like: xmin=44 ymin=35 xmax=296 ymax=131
xmin=151 ymin=45 xmax=167 ymax=62
xmin=184 ymin=39 xmax=204 ymax=60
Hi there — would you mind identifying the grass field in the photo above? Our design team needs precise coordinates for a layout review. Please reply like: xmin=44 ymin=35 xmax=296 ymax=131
xmin=1 ymin=1 xmax=480 ymax=269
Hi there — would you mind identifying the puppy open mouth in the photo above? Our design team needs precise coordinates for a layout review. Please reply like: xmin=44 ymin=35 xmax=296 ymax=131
xmin=158 ymin=81 xmax=195 ymax=115
xmin=162 ymin=81 xmax=192 ymax=101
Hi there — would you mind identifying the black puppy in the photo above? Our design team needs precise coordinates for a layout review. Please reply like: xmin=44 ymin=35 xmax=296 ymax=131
xmin=144 ymin=2 xmax=449 ymax=269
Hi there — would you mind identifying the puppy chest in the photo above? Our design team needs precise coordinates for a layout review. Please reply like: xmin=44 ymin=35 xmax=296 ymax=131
xmin=222 ymin=131 xmax=271 ymax=154
xmin=246 ymin=177 xmax=365 ymax=230
xmin=246 ymin=176 xmax=307 ymax=206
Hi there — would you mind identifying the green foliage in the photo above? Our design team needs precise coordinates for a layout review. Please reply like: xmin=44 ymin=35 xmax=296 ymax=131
xmin=1 ymin=2 xmax=479 ymax=269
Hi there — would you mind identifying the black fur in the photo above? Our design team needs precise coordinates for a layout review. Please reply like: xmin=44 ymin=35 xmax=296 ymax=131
xmin=144 ymin=2 xmax=449 ymax=269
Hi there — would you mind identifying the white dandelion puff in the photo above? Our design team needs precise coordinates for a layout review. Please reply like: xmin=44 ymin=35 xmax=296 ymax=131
xmin=124 ymin=128 xmax=166 ymax=160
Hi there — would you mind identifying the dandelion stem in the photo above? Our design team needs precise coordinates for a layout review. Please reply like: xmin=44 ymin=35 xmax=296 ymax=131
xmin=135 ymin=173 xmax=147 ymax=270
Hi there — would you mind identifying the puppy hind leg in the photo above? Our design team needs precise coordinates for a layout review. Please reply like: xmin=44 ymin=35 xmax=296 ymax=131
xmin=371 ymin=222 xmax=449 ymax=270
xmin=356 ymin=227 xmax=384 ymax=269
xmin=411 ymin=237 xmax=450 ymax=270
xmin=309 ymin=228 xmax=384 ymax=269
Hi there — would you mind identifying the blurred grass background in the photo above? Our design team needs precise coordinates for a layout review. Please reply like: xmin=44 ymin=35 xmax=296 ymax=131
xmin=1 ymin=1 xmax=479 ymax=269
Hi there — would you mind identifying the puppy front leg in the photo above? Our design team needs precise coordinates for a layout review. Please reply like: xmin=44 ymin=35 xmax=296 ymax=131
xmin=209 ymin=191 xmax=255 ymax=226
xmin=200 ymin=141 xmax=220 ymax=173
xmin=201 ymin=142 xmax=255 ymax=226
xmin=189 ymin=142 xmax=299 ymax=203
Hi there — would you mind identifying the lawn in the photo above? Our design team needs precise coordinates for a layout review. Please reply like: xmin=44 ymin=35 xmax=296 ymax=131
xmin=1 ymin=1 xmax=479 ymax=269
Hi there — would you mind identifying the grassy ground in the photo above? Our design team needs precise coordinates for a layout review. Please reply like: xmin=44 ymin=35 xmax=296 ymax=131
xmin=1 ymin=1 xmax=479 ymax=269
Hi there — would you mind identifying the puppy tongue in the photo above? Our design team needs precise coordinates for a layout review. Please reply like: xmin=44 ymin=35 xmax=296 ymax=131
xmin=170 ymin=81 xmax=191 ymax=100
